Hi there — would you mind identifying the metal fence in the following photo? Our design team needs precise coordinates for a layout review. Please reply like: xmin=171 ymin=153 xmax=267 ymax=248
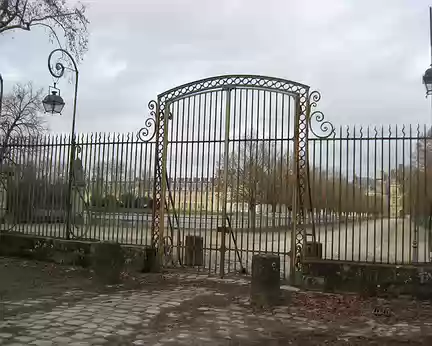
xmin=1 ymin=124 xmax=432 ymax=277
xmin=0 ymin=134 xmax=156 ymax=245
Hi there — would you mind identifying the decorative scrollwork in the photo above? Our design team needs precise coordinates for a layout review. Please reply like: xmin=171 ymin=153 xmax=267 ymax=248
xmin=137 ymin=100 xmax=158 ymax=142
xmin=48 ymin=49 xmax=78 ymax=80
xmin=308 ymin=90 xmax=335 ymax=139
xmin=308 ymin=89 xmax=321 ymax=107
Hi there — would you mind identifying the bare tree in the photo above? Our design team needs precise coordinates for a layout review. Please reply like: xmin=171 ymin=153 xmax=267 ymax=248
xmin=405 ymin=127 xmax=432 ymax=222
xmin=0 ymin=0 xmax=89 ymax=61
xmin=217 ymin=134 xmax=287 ymax=230
xmin=0 ymin=82 xmax=46 ymax=166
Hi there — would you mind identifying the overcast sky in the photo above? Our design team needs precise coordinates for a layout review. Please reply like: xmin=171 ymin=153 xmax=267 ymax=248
xmin=1 ymin=0 xmax=432 ymax=135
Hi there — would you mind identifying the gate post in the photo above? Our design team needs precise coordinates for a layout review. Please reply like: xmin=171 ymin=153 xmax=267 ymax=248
xmin=290 ymin=98 xmax=301 ymax=284
xmin=158 ymin=101 xmax=170 ymax=265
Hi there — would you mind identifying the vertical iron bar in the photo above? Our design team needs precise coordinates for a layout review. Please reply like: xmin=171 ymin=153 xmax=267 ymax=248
xmin=235 ymin=89 xmax=245 ymax=273
xmin=194 ymin=94 xmax=202 ymax=272
xmin=203 ymin=93 xmax=212 ymax=273
xmin=34 ymin=135 xmax=42 ymax=237
xmin=387 ymin=127 xmax=391 ymax=263
xmin=220 ymin=87 xmax=232 ymax=278
xmin=92 ymin=133 xmax=100 ymax=241
xmin=324 ymin=134 xmax=330 ymax=260
xmin=319 ymin=132 xmax=323 ymax=247
xmin=228 ymin=89 xmax=237 ymax=273
xmin=414 ymin=125 xmax=420 ymax=263
xmin=178 ymin=98 xmax=186 ymax=261
xmin=358 ymin=127 xmax=363 ymax=261
xmin=380 ymin=126 xmax=384 ymax=263
xmin=366 ymin=127 xmax=370 ymax=262
xmin=409 ymin=125 xmax=413 ymax=262
xmin=423 ymin=124 xmax=428 ymax=262
xmin=142 ymin=141 xmax=150 ymax=246
xmin=255 ymin=90 xmax=260 ymax=254
xmin=373 ymin=128 xmax=378 ymax=262
xmin=352 ymin=127 xmax=356 ymax=261
xmin=199 ymin=94 xmax=207 ymax=272
xmin=50 ymin=135 xmax=60 ymax=238
xmin=401 ymin=127 xmax=406 ymax=263
xmin=331 ymin=129 xmax=336 ymax=260
xmin=279 ymin=94 xmax=286 ymax=275
xmin=188 ymin=96 xmax=195 ymax=257
xmin=338 ymin=127 xmax=342 ymax=260
xmin=344 ymin=127 xmax=349 ymax=261
xmin=394 ymin=125 xmax=399 ymax=262
xmin=100 ymin=133 xmax=108 ymax=242
xmin=209 ymin=92 xmax=218 ymax=274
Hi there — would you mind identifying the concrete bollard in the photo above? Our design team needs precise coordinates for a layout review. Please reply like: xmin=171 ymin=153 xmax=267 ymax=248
xmin=184 ymin=235 xmax=204 ymax=266
xmin=251 ymin=254 xmax=280 ymax=307
xmin=92 ymin=242 xmax=125 ymax=285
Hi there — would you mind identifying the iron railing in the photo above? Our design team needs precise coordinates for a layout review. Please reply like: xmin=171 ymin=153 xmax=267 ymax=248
xmin=0 ymin=124 xmax=431 ymax=277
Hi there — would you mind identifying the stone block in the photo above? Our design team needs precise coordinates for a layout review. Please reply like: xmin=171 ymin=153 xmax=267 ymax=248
xmin=303 ymin=241 xmax=323 ymax=259
xmin=142 ymin=247 xmax=160 ymax=273
xmin=184 ymin=235 xmax=203 ymax=266
xmin=250 ymin=253 xmax=280 ymax=307
xmin=0 ymin=232 xmax=36 ymax=257
xmin=91 ymin=242 xmax=125 ymax=284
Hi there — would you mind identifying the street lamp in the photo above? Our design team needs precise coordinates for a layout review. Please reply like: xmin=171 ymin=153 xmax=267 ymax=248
xmin=423 ymin=66 xmax=432 ymax=97
xmin=424 ymin=7 xmax=432 ymax=97
xmin=44 ymin=48 xmax=79 ymax=240
xmin=42 ymin=84 xmax=65 ymax=114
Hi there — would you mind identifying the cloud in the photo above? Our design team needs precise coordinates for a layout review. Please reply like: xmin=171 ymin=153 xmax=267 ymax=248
xmin=1 ymin=0 xmax=432 ymax=135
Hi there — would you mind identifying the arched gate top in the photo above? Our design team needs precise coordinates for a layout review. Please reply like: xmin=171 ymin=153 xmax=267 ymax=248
xmin=157 ymin=74 xmax=310 ymax=106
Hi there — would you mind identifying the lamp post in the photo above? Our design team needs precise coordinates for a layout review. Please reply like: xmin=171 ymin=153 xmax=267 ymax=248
xmin=422 ymin=7 xmax=432 ymax=263
xmin=0 ymin=73 xmax=3 ymax=120
xmin=43 ymin=49 xmax=79 ymax=240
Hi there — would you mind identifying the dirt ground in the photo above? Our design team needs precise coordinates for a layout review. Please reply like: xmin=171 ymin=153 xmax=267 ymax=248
xmin=2 ymin=256 xmax=432 ymax=345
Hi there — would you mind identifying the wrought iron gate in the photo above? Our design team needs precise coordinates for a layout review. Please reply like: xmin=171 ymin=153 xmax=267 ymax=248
xmin=141 ymin=75 xmax=332 ymax=279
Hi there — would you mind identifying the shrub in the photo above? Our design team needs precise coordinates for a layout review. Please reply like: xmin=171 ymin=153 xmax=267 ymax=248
xmin=6 ymin=177 xmax=68 ymax=223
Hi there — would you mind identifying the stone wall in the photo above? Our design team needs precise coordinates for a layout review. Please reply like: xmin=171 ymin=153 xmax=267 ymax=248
xmin=303 ymin=260 xmax=432 ymax=300
xmin=0 ymin=232 xmax=154 ymax=273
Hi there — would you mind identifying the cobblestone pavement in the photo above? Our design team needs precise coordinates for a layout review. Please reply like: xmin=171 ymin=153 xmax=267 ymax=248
xmin=2 ymin=260 xmax=432 ymax=345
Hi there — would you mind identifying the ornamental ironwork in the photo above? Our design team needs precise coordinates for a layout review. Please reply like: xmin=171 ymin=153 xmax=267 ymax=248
xmin=138 ymin=74 xmax=335 ymax=278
